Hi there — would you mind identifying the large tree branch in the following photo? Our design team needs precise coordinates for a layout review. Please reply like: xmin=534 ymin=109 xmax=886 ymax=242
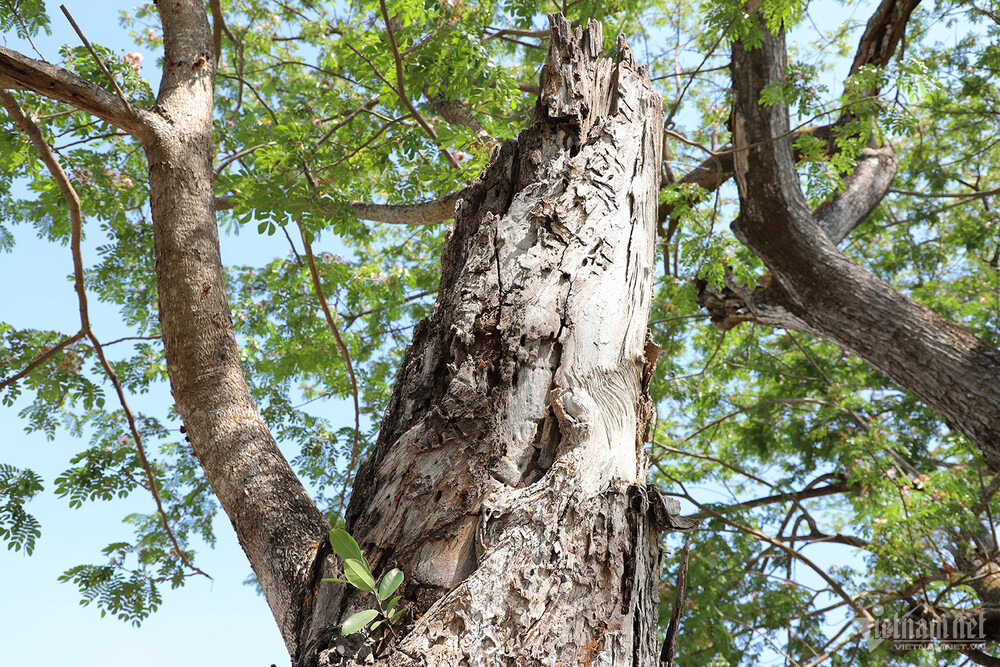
xmin=698 ymin=0 xmax=914 ymax=329
xmin=0 ymin=45 xmax=152 ymax=140
xmin=850 ymin=0 xmax=922 ymax=77
xmin=142 ymin=0 xmax=330 ymax=656
xmin=665 ymin=0 xmax=920 ymax=234
xmin=814 ymin=144 xmax=898 ymax=242
xmin=346 ymin=189 xmax=465 ymax=224
xmin=214 ymin=188 xmax=466 ymax=225
xmin=728 ymin=6 xmax=1000 ymax=463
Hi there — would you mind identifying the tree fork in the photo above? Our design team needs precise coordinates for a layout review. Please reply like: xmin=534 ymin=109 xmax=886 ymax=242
xmin=296 ymin=15 xmax=695 ymax=667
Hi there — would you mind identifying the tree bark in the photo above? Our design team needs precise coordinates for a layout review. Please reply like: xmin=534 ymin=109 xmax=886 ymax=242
xmin=296 ymin=15 xmax=694 ymax=667
xmin=138 ymin=2 xmax=332 ymax=658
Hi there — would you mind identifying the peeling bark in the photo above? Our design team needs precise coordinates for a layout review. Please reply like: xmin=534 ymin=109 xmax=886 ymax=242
xmin=296 ymin=15 xmax=694 ymax=667
xmin=3 ymin=6 xmax=692 ymax=663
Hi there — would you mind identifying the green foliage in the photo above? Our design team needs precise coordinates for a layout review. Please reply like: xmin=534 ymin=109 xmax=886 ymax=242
xmin=0 ymin=0 xmax=50 ymax=39
xmin=323 ymin=528 xmax=408 ymax=637
xmin=0 ymin=463 xmax=43 ymax=554
xmin=59 ymin=560 xmax=163 ymax=625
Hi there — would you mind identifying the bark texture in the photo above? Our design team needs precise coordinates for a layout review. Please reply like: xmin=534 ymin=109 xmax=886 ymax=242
xmin=1 ymin=1 xmax=332 ymax=657
xmin=139 ymin=1 xmax=330 ymax=656
xmin=3 ymin=7 xmax=691 ymax=664
xmin=297 ymin=16 xmax=693 ymax=666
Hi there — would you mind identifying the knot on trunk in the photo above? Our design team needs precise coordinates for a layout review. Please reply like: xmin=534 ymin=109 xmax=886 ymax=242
xmin=628 ymin=483 xmax=699 ymax=533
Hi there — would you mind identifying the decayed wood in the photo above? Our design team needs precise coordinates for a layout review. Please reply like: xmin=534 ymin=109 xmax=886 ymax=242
xmin=296 ymin=15 xmax=694 ymax=667
xmin=2 ymin=6 xmax=694 ymax=663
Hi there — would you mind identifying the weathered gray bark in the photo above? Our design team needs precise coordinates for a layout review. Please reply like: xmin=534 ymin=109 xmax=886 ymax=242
xmin=296 ymin=16 xmax=694 ymax=667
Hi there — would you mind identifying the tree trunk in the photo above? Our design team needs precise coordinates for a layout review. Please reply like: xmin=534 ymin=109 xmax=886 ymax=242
xmin=139 ymin=1 xmax=332 ymax=657
xmin=296 ymin=15 xmax=694 ymax=667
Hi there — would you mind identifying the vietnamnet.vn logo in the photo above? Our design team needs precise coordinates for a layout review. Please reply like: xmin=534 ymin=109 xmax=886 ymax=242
xmin=853 ymin=603 xmax=987 ymax=652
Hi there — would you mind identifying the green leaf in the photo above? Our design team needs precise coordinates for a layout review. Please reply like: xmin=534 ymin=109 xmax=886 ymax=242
xmin=343 ymin=558 xmax=375 ymax=593
xmin=370 ymin=619 xmax=383 ymax=631
xmin=328 ymin=528 xmax=364 ymax=562
xmin=390 ymin=606 xmax=406 ymax=623
xmin=340 ymin=609 xmax=379 ymax=636
xmin=384 ymin=594 xmax=402 ymax=615
xmin=377 ymin=568 xmax=403 ymax=601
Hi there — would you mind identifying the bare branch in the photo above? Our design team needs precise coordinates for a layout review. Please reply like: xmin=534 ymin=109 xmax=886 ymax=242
xmin=890 ymin=185 xmax=1000 ymax=200
xmin=215 ymin=187 xmax=466 ymax=225
xmin=0 ymin=88 xmax=208 ymax=580
xmin=347 ymin=188 xmax=466 ymax=224
xmin=0 ymin=46 xmax=150 ymax=139
xmin=296 ymin=211 xmax=361 ymax=517
xmin=815 ymin=144 xmax=898 ymax=242
xmin=207 ymin=0 xmax=238 ymax=60
xmin=664 ymin=471 xmax=872 ymax=621
xmin=424 ymin=90 xmax=493 ymax=144
xmin=59 ymin=5 xmax=133 ymax=115
xmin=0 ymin=329 xmax=86 ymax=390
xmin=684 ymin=481 xmax=860 ymax=521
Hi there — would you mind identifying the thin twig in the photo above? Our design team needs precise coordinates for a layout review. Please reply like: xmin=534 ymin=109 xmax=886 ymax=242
xmin=296 ymin=220 xmax=362 ymax=516
xmin=684 ymin=481 xmax=859 ymax=521
xmin=214 ymin=141 xmax=277 ymax=179
xmin=88 ymin=330 xmax=212 ymax=580
xmin=342 ymin=290 xmax=432 ymax=328
xmin=666 ymin=332 xmax=725 ymax=383
xmin=101 ymin=334 xmax=161 ymax=347
xmin=669 ymin=96 xmax=883 ymax=160
xmin=314 ymin=116 xmax=407 ymax=173
xmin=664 ymin=470 xmax=871 ymax=622
xmin=59 ymin=5 xmax=134 ymax=115
xmin=662 ymin=14 xmax=731 ymax=129
xmin=890 ymin=186 xmax=1000 ymax=199
xmin=313 ymin=95 xmax=380 ymax=151
xmin=0 ymin=89 xmax=208 ymax=580
xmin=377 ymin=0 xmax=460 ymax=170
xmin=0 ymin=329 xmax=86 ymax=390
